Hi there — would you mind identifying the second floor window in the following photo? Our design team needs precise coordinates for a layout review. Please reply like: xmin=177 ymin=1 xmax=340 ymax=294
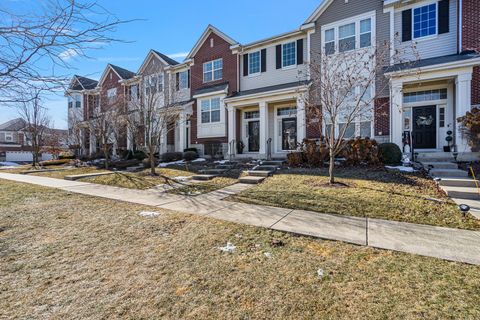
xmin=248 ymin=51 xmax=261 ymax=74
xmin=282 ymin=42 xmax=296 ymax=68
xmin=323 ymin=15 xmax=373 ymax=55
xmin=201 ymin=97 xmax=221 ymax=123
xmin=413 ymin=3 xmax=437 ymax=39
xmin=107 ymin=88 xmax=117 ymax=105
xmin=339 ymin=23 xmax=355 ymax=52
xmin=325 ymin=29 xmax=335 ymax=55
xmin=203 ymin=58 xmax=223 ymax=82
xmin=178 ymin=71 xmax=189 ymax=90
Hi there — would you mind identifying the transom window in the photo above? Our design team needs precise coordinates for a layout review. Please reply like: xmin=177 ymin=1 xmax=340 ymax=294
xmin=178 ymin=71 xmax=188 ymax=90
xmin=248 ymin=51 xmax=261 ymax=75
xmin=282 ymin=42 xmax=296 ymax=68
xmin=244 ymin=110 xmax=260 ymax=119
xmin=203 ymin=59 xmax=223 ymax=83
xmin=403 ymin=89 xmax=447 ymax=103
xmin=323 ymin=15 xmax=373 ymax=55
xmin=413 ymin=3 xmax=437 ymax=39
xmin=277 ymin=106 xmax=297 ymax=117
xmin=201 ymin=97 xmax=221 ymax=123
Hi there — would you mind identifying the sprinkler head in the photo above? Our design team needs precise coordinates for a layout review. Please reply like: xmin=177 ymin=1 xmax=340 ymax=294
xmin=459 ymin=204 xmax=471 ymax=218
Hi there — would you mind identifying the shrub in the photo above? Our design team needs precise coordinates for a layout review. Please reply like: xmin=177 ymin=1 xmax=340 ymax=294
xmin=39 ymin=159 xmax=72 ymax=166
xmin=110 ymin=159 xmax=140 ymax=170
xmin=161 ymin=152 xmax=183 ymax=162
xmin=378 ymin=143 xmax=402 ymax=165
xmin=133 ymin=151 xmax=147 ymax=161
xmin=287 ymin=152 xmax=304 ymax=167
xmin=183 ymin=151 xmax=198 ymax=161
xmin=458 ymin=107 xmax=480 ymax=151
xmin=183 ymin=148 xmax=198 ymax=154
xmin=342 ymin=138 xmax=380 ymax=166
xmin=142 ymin=158 xmax=153 ymax=168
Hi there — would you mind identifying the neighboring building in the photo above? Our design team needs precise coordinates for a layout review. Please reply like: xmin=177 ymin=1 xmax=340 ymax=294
xmin=66 ymin=0 xmax=480 ymax=159
xmin=0 ymin=118 xmax=67 ymax=162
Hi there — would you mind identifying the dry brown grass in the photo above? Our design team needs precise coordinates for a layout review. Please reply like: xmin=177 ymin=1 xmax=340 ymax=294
xmin=231 ymin=167 xmax=480 ymax=231
xmin=1 ymin=179 xmax=479 ymax=319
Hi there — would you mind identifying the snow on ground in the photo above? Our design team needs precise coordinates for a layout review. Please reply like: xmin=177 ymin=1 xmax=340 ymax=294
xmin=385 ymin=166 xmax=416 ymax=173
xmin=214 ymin=160 xmax=229 ymax=165
xmin=172 ymin=176 xmax=192 ymax=182
xmin=0 ymin=162 xmax=20 ymax=167
xmin=158 ymin=160 xmax=185 ymax=168
xmin=192 ymin=158 xmax=206 ymax=163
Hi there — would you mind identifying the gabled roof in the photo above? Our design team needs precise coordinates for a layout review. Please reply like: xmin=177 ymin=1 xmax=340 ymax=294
xmin=137 ymin=49 xmax=180 ymax=74
xmin=0 ymin=118 xmax=26 ymax=131
xmin=70 ymin=75 xmax=98 ymax=91
xmin=186 ymin=24 xmax=238 ymax=60
xmin=98 ymin=64 xmax=136 ymax=87
xmin=304 ymin=0 xmax=335 ymax=24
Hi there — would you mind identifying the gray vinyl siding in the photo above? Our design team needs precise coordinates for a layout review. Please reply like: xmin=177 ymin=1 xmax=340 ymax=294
xmin=309 ymin=0 xmax=391 ymax=97
xmin=240 ymin=36 xmax=308 ymax=91
xmin=394 ymin=0 xmax=458 ymax=63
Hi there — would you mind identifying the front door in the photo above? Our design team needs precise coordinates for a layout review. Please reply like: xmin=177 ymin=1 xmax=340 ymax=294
xmin=248 ymin=121 xmax=260 ymax=152
xmin=412 ymin=106 xmax=437 ymax=149
xmin=282 ymin=118 xmax=297 ymax=150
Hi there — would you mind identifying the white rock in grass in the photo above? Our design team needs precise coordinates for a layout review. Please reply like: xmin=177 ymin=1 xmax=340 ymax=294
xmin=219 ymin=242 xmax=236 ymax=253
xmin=139 ymin=211 xmax=161 ymax=217
xmin=264 ymin=252 xmax=273 ymax=259
xmin=317 ymin=268 xmax=324 ymax=278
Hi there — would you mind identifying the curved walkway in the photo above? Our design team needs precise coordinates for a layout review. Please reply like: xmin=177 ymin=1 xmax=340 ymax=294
xmin=1 ymin=172 xmax=479 ymax=265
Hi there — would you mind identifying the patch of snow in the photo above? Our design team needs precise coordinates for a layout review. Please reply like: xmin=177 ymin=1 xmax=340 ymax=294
xmin=172 ymin=176 xmax=192 ymax=182
xmin=317 ymin=268 xmax=324 ymax=278
xmin=264 ymin=252 xmax=273 ymax=259
xmin=214 ymin=160 xmax=229 ymax=165
xmin=0 ymin=161 xmax=20 ymax=167
xmin=158 ymin=160 xmax=185 ymax=168
xmin=139 ymin=211 xmax=162 ymax=217
xmin=192 ymin=158 xmax=206 ymax=163
xmin=218 ymin=242 xmax=236 ymax=253
xmin=385 ymin=166 xmax=416 ymax=173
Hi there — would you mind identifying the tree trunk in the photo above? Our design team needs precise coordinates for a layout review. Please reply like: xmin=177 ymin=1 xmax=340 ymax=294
xmin=104 ymin=145 xmax=109 ymax=170
xmin=329 ymin=151 xmax=335 ymax=185
xmin=150 ymin=152 xmax=156 ymax=176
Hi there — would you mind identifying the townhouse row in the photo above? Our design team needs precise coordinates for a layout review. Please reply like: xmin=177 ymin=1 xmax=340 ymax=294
xmin=67 ymin=0 xmax=480 ymax=159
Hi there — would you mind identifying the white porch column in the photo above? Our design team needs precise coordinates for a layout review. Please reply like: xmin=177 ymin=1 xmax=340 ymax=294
xmin=390 ymin=81 xmax=404 ymax=148
xmin=297 ymin=96 xmax=306 ymax=143
xmin=159 ymin=130 xmax=167 ymax=155
xmin=259 ymin=101 xmax=268 ymax=156
xmin=177 ymin=113 xmax=186 ymax=153
xmin=126 ymin=126 xmax=133 ymax=151
xmin=227 ymin=106 xmax=236 ymax=156
xmin=455 ymin=72 xmax=473 ymax=153
xmin=89 ymin=130 xmax=96 ymax=156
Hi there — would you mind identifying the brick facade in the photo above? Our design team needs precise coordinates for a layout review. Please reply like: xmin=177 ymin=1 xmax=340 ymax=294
xmin=190 ymin=32 xmax=238 ymax=145
xmin=462 ymin=0 xmax=480 ymax=105
xmin=374 ymin=97 xmax=390 ymax=137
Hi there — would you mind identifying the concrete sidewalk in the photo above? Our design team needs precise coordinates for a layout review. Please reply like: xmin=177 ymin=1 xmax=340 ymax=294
xmin=1 ymin=172 xmax=479 ymax=265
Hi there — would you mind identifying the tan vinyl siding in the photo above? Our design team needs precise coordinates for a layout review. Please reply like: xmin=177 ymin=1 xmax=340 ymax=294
xmin=240 ymin=36 xmax=308 ymax=91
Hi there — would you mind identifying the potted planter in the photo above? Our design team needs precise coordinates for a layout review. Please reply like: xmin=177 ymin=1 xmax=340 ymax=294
xmin=444 ymin=131 xmax=453 ymax=152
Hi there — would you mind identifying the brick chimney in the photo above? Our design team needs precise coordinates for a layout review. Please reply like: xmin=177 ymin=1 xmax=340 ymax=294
xmin=461 ymin=0 xmax=480 ymax=105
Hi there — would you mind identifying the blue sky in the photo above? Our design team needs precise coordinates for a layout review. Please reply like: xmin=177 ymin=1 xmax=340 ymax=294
xmin=1 ymin=0 xmax=321 ymax=128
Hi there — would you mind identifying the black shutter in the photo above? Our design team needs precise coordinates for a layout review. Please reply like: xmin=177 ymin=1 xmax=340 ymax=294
xmin=261 ymin=49 xmax=267 ymax=72
xmin=297 ymin=39 xmax=304 ymax=65
xmin=176 ymin=72 xmax=179 ymax=91
xmin=187 ymin=70 xmax=191 ymax=88
xmin=438 ymin=0 xmax=450 ymax=34
xmin=243 ymin=54 xmax=249 ymax=76
xmin=402 ymin=9 xmax=412 ymax=42
xmin=276 ymin=45 xmax=282 ymax=69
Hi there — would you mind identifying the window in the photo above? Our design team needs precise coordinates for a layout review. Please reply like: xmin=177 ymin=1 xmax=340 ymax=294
xmin=248 ymin=51 xmax=261 ymax=75
xmin=203 ymin=59 xmax=223 ymax=82
xmin=68 ymin=96 xmax=81 ymax=108
xmin=244 ymin=111 xmax=260 ymax=119
xmin=5 ymin=133 xmax=13 ymax=142
xmin=413 ymin=3 xmax=437 ymax=39
xmin=360 ymin=121 xmax=372 ymax=137
xmin=201 ymin=97 xmax=221 ymax=123
xmin=158 ymin=74 xmax=164 ymax=92
xmin=282 ymin=42 xmax=296 ymax=68
xmin=339 ymin=23 xmax=356 ymax=52
xmin=439 ymin=107 xmax=445 ymax=127
xmin=360 ymin=18 xmax=372 ymax=48
xmin=339 ymin=122 xmax=356 ymax=139
xmin=326 ymin=121 xmax=372 ymax=139
xmin=145 ymin=76 xmax=157 ymax=96
xmin=324 ymin=28 xmax=335 ymax=55
xmin=107 ymin=88 xmax=117 ymax=104
xmin=403 ymin=89 xmax=447 ymax=103
xmin=178 ymin=71 xmax=189 ymax=90
xmin=128 ymin=85 xmax=139 ymax=101
xmin=277 ymin=106 xmax=297 ymax=117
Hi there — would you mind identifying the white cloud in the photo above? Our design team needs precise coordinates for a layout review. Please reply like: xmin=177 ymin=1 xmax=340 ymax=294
xmin=97 ymin=56 xmax=141 ymax=62
xmin=59 ymin=48 xmax=78 ymax=61
xmin=167 ymin=52 xmax=189 ymax=60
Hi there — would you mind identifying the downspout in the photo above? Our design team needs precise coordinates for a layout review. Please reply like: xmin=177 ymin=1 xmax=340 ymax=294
xmin=459 ymin=0 xmax=463 ymax=53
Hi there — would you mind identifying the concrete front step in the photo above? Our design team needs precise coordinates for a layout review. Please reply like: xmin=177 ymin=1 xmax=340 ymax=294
xmin=422 ymin=162 xmax=458 ymax=170
xmin=199 ymin=169 xmax=228 ymax=175
xmin=439 ymin=177 xmax=479 ymax=188
xmin=244 ymin=170 xmax=274 ymax=177
xmin=254 ymin=165 xmax=278 ymax=172
xmin=192 ymin=174 xmax=217 ymax=181
xmin=238 ymin=176 xmax=266 ymax=184
xmin=261 ymin=160 xmax=284 ymax=166
xmin=418 ymin=157 xmax=455 ymax=163
xmin=443 ymin=186 xmax=480 ymax=200
xmin=215 ymin=164 xmax=235 ymax=170
xmin=430 ymin=168 xmax=468 ymax=178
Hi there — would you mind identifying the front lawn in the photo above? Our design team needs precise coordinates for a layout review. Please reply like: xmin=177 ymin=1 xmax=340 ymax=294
xmin=0 ymin=179 xmax=479 ymax=319
xmin=230 ymin=167 xmax=480 ymax=231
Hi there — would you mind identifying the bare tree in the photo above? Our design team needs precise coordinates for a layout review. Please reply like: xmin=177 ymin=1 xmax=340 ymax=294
xmin=305 ymin=38 xmax=418 ymax=184
xmin=17 ymin=91 xmax=51 ymax=167
xmin=0 ymin=0 xmax=133 ymax=103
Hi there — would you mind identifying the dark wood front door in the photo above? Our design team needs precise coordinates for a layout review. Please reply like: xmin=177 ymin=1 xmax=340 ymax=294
xmin=248 ymin=121 xmax=260 ymax=152
xmin=412 ymin=106 xmax=436 ymax=149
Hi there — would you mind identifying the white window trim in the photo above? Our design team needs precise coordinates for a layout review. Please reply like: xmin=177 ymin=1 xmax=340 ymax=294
xmin=281 ymin=41 xmax=297 ymax=70
xmin=5 ymin=132 xmax=13 ymax=142
xmin=321 ymin=11 xmax=376 ymax=56
xmin=241 ymin=108 xmax=261 ymax=153
xmin=248 ymin=51 xmax=261 ymax=76
xmin=200 ymin=97 xmax=222 ymax=124
xmin=203 ymin=58 xmax=223 ymax=83
xmin=324 ymin=120 xmax=374 ymax=139
xmin=274 ymin=105 xmax=298 ymax=152
xmin=411 ymin=1 xmax=439 ymax=41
